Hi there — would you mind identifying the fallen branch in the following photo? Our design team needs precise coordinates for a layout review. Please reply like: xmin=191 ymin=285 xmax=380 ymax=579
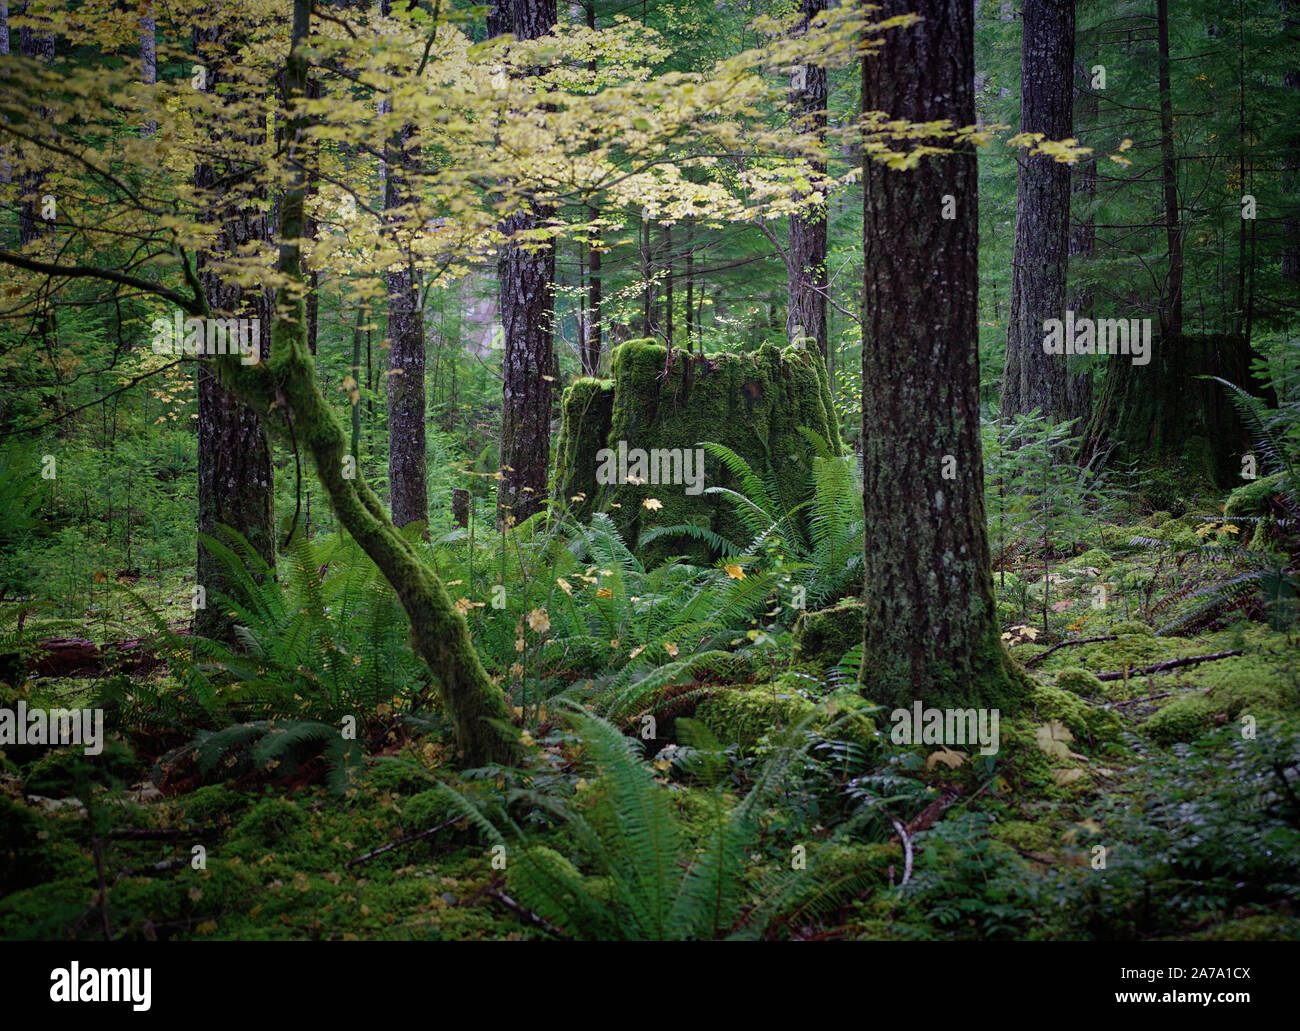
xmin=1025 ymin=635 xmax=1118 ymax=668
xmin=1111 ymin=690 xmax=1181 ymax=708
xmin=490 ymin=888 xmax=569 ymax=939
xmin=108 ymin=826 xmax=220 ymax=841
xmin=343 ymin=817 xmax=459 ymax=868
xmin=1096 ymin=650 xmax=1242 ymax=682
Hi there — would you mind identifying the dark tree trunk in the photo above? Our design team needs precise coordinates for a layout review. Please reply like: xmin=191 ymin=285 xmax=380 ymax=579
xmin=684 ymin=221 xmax=695 ymax=350
xmin=192 ymin=21 xmax=275 ymax=643
xmin=140 ymin=2 xmax=157 ymax=138
xmin=1000 ymin=0 xmax=1074 ymax=421
xmin=859 ymin=0 xmax=1026 ymax=712
xmin=1065 ymin=55 xmax=1097 ymax=426
xmin=787 ymin=0 xmax=828 ymax=357
xmin=17 ymin=2 xmax=54 ymax=247
xmin=1282 ymin=0 xmax=1300 ymax=283
xmin=663 ymin=223 xmax=673 ymax=345
xmin=384 ymin=118 xmax=428 ymax=532
xmin=580 ymin=3 xmax=601 ymax=375
xmin=491 ymin=0 xmax=557 ymax=526
xmin=1156 ymin=0 xmax=1183 ymax=337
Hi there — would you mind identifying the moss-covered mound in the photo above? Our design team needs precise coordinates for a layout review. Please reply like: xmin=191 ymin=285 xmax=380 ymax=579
xmin=554 ymin=340 xmax=842 ymax=565
xmin=793 ymin=597 xmax=863 ymax=668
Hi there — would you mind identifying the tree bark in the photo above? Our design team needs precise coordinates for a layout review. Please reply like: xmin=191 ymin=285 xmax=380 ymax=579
xmin=17 ymin=1 xmax=53 ymax=247
xmin=192 ymin=19 xmax=276 ymax=643
xmin=1156 ymin=0 xmax=1183 ymax=338
xmin=786 ymin=0 xmax=828 ymax=358
xmin=1065 ymin=55 xmax=1097 ymax=426
xmin=859 ymin=0 xmax=1027 ymax=712
xmin=383 ymin=115 xmax=428 ymax=532
xmin=491 ymin=0 xmax=557 ymax=526
xmin=1000 ymin=0 xmax=1074 ymax=421
xmin=1282 ymin=0 xmax=1300 ymax=283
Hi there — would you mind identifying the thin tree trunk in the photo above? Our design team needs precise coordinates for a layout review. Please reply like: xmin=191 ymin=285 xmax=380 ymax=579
xmin=859 ymin=0 xmax=1027 ymax=712
xmin=786 ymin=0 xmax=828 ymax=357
xmin=1066 ymin=54 xmax=1097 ymax=427
xmin=1000 ymin=0 xmax=1074 ymax=421
xmin=17 ymin=1 xmax=54 ymax=247
xmin=664 ymin=223 xmax=673 ymax=345
xmin=140 ymin=2 xmax=156 ymax=138
xmin=580 ymin=1 xmax=601 ymax=375
xmin=1282 ymin=0 xmax=1300 ymax=282
xmin=384 ymin=118 xmax=428 ymax=532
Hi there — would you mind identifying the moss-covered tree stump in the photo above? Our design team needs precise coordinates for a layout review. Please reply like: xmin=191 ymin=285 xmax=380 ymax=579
xmin=555 ymin=340 xmax=842 ymax=566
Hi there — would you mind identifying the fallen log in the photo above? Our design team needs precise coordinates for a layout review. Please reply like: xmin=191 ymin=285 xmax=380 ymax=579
xmin=1096 ymin=650 xmax=1242 ymax=682
xmin=22 ymin=630 xmax=190 ymax=678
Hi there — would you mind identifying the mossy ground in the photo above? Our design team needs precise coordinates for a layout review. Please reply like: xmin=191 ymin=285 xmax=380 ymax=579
xmin=2 ymin=506 xmax=1298 ymax=940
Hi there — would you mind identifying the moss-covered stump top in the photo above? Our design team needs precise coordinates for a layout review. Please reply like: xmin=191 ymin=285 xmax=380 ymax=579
xmin=554 ymin=340 xmax=842 ymax=566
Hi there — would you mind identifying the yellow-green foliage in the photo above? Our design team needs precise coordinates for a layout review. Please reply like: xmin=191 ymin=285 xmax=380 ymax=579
xmin=792 ymin=597 xmax=863 ymax=667
xmin=991 ymin=820 xmax=1052 ymax=852
xmin=696 ymin=687 xmax=874 ymax=750
xmin=1066 ymin=548 xmax=1113 ymax=569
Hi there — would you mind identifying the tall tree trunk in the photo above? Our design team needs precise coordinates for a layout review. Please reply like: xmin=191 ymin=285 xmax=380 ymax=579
xmin=663 ymin=223 xmax=673 ymax=345
xmin=140 ymin=2 xmax=156 ymax=138
xmin=491 ymin=0 xmax=557 ymax=526
xmin=684 ymin=221 xmax=695 ymax=351
xmin=192 ymin=18 xmax=275 ymax=643
xmin=786 ymin=0 xmax=828 ymax=357
xmin=17 ymin=1 xmax=53 ymax=247
xmin=1282 ymin=0 xmax=1300 ymax=283
xmin=859 ymin=0 xmax=1027 ymax=712
xmin=383 ymin=115 xmax=428 ymax=532
xmin=1065 ymin=55 xmax=1096 ymax=426
xmin=1156 ymin=0 xmax=1183 ymax=338
xmin=580 ymin=1 xmax=601 ymax=375
xmin=1000 ymin=0 xmax=1074 ymax=421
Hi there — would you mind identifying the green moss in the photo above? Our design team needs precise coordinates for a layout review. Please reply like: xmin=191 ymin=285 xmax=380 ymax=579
xmin=182 ymin=784 xmax=254 ymax=824
xmin=1066 ymin=548 xmax=1112 ymax=570
xmin=1142 ymin=694 xmax=1215 ymax=744
xmin=229 ymin=797 xmax=306 ymax=852
xmin=401 ymin=789 xmax=453 ymax=833
xmin=1055 ymin=667 xmax=1104 ymax=698
xmin=991 ymin=820 xmax=1052 ymax=852
xmin=1223 ymin=472 xmax=1286 ymax=518
xmin=1029 ymin=682 xmax=1121 ymax=744
xmin=696 ymin=687 xmax=874 ymax=750
xmin=553 ymin=341 xmax=841 ymax=566
xmin=0 ymin=794 xmax=54 ymax=894
xmin=1205 ymin=669 xmax=1297 ymax=717
xmin=792 ymin=597 xmax=863 ymax=667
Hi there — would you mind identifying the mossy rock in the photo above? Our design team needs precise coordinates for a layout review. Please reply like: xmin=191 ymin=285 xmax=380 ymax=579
xmin=792 ymin=597 xmax=863 ymax=668
xmin=1110 ymin=620 xmax=1154 ymax=637
xmin=1223 ymin=472 xmax=1286 ymax=518
xmin=229 ymin=797 xmax=306 ymax=852
xmin=1149 ymin=520 xmax=1199 ymax=549
xmin=1029 ymin=682 xmax=1121 ymax=744
xmin=1142 ymin=694 xmax=1215 ymax=744
xmin=20 ymin=735 xmax=143 ymax=795
xmin=553 ymin=340 xmax=843 ymax=566
xmin=1055 ymin=667 xmax=1104 ymax=698
xmin=1066 ymin=548 xmax=1112 ymax=570
xmin=696 ymin=687 xmax=873 ymax=750
xmin=181 ymin=783 xmax=254 ymax=824
xmin=400 ymin=789 xmax=454 ymax=834
xmin=1205 ymin=668 xmax=1298 ymax=718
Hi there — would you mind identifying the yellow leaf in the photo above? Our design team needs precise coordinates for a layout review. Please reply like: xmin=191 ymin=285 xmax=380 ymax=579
xmin=664 ymin=641 xmax=678 ymax=658
xmin=596 ymin=587 xmax=613 ymax=599
xmin=643 ymin=497 xmax=663 ymax=511
xmin=1051 ymin=768 xmax=1085 ymax=786
xmin=527 ymin=608 xmax=550 ymax=634
xmin=926 ymin=746 xmax=967 ymax=770
xmin=723 ymin=563 xmax=746 ymax=580
xmin=1035 ymin=720 xmax=1075 ymax=759
xmin=195 ymin=920 xmax=218 ymax=935
xmin=556 ymin=577 xmax=573 ymax=595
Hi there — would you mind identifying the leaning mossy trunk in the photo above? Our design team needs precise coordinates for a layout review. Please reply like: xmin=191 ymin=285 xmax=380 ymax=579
xmin=206 ymin=2 xmax=519 ymax=769
xmin=554 ymin=340 xmax=842 ymax=566
xmin=1082 ymin=333 xmax=1275 ymax=494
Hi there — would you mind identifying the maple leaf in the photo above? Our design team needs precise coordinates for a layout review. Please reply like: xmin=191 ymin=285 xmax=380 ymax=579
xmin=926 ymin=746 xmax=966 ymax=770
xmin=1035 ymin=720 xmax=1075 ymax=759
xmin=527 ymin=608 xmax=550 ymax=634
xmin=643 ymin=497 xmax=663 ymax=511
xmin=664 ymin=641 xmax=679 ymax=658
xmin=723 ymin=563 xmax=746 ymax=580
xmin=556 ymin=577 xmax=573 ymax=595
xmin=596 ymin=587 xmax=613 ymax=599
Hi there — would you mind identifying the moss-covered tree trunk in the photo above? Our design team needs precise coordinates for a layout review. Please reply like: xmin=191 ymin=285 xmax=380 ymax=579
xmin=1000 ymin=0 xmax=1074 ymax=422
xmin=209 ymin=0 xmax=519 ymax=768
xmin=193 ymin=18 xmax=275 ymax=643
xmin=859 ymin=0 xmax=1027 ymax=712
xmin=786 ymin=0 xmax=828 ymax=358
xmin=491 ymin=0 xmax=556 ymax=526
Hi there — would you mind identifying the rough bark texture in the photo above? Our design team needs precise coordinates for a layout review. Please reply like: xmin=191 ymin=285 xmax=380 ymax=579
xmin=1156 ymin=0 xmax=1183 ymax=337
xmin=1000 ymin=0 xmax=1074 ymax=421
xmin=491 ymin=0 xmax=557 ymax=526
xmin=208 ymin=0 xmax=519 ymax=767
xmin=17 ymin=2 xmax=53 ymax=247
xmin=1065 ymin=55 xmax=1097 ymax=425
xmin=1282 ymin=0 xmax=1300 ymax=282
xmin=859 ymin=0 xmax=1027 ymax=712
xmin=192 ymin=20 xmax=275 ymax=643
xmin=786 ymin=0 xmax=828 ymax=357
xmin=384 ymin=119 xmax=428 ymax=532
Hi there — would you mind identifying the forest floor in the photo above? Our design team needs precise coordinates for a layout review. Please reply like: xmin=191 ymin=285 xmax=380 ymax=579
xmin=2 ymin=510 xmax=1299 ymax=941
